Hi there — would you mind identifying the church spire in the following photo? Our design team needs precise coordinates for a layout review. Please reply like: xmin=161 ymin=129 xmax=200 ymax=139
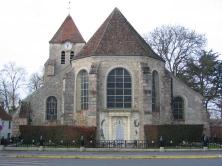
xmin=67 ymin=0 xmax=71 ymax=15
xmin=49 ymin=15 xmax=85 ymax=44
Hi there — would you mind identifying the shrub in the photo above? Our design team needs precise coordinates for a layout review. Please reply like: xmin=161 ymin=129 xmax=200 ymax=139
xmin=210 ymin=126 xmax=222 ymax=142
xmin=19 ymin=125 xmax=96 ymax=145
xmin=144 ymin=124 xmax=203 ymax=144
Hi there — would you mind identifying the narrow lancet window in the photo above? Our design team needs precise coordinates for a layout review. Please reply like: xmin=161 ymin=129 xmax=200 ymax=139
xmin=61 ymin=51 xmax=65 ymax=64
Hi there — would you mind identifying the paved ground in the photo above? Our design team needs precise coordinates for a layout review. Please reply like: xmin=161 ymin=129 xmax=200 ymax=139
xmin=0 ymin=150 xmax=222 ymax=166
xmin=1 ymin=150 xmax=222 ymax=157
xmin=0 ymin=158 xmax=50 ymax=166
xmin=0 ymin=158 xmax=222 ymax=166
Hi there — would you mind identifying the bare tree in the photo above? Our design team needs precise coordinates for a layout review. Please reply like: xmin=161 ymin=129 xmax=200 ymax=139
xmin=0 ymin=62 xmax=26 ymax=112
xmin=0 ymin=79 xmax=10 ymax=110
xmin=215 ymin=100 xmax=222 ymax=119
xmin=214 ymin=62 xmax=222 ymax=118
xmin=145 ymin=25 xmax=206 ymax=76
xmin=28 ymin=72 xmax=43 ymax=92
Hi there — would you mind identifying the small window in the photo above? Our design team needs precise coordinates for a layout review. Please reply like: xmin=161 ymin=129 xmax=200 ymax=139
xmin=173 ymin=96 xmax=184 ymax=120
xmin=70 ymin=51 xmax=74 ymax=63
xmin=61 ymin=51 xmax=65 ymax=64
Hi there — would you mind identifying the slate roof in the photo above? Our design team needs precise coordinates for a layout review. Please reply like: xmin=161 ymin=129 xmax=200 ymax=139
xmin=0 ymin=106 xmax=12 ymax=121
xmin=75 ymin=8 xmax=164 ymax=61
xmin=49 ymin=15 xmax=85 ymax=44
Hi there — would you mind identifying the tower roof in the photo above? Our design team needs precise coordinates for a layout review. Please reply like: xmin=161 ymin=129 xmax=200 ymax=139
xmin=75 ymin=8 xmax=163 ymax=61
xmin=50 ymin=15 xmax=85 ymax=44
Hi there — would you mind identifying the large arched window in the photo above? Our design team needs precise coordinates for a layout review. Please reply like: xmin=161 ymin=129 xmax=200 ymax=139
xmin=61 ymin=51 xmax=65 ymax=64
xmin=107 ymin=68 xmax=132 ymax=108
xmin=70 ymin=51 xmax=74 ymax=63
xmin=80 ymin=70 xmax=88 ymax=110
xmin=173 ymin=96 xmax=184 ymax=120
xmin=152 ymin=70 xmax=159 ymax=112
xmin=46 ymin=96 xmax=57 ymax=120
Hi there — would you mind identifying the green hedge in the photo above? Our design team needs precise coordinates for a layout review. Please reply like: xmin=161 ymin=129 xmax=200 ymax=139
xmin=144 ymin=124 xmax=203 ymax=144
xmin=19 ymin=125 xmax=96 ymax=144
xmin=210 ymin=126 xmax=222 ymax=141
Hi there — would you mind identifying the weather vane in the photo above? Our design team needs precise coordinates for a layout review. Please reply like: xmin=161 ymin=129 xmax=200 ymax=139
xmin=67 ymin=0 xmax=71 ymax=15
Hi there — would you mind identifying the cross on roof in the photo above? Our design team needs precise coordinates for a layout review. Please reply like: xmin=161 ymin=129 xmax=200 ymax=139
xmin=67 ymin=0 xmax=71 ymax=15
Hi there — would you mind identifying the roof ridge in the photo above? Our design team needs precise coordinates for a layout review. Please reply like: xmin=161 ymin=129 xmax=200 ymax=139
xmin=116 ymin=10 xmax=164 ymax=61
xmin=74 ymin=8 xmax=164 ymax=61
xmin=49 ymin=15 xmax=85 ymax=44
xmin=92 ymin=9 xmax=115 ymax=56
xmin=49 ymin=15 xmax=69 ymax=43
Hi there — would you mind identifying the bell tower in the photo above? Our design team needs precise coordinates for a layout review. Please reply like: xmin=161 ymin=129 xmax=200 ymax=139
xmin=44 ymin=15 xmax=85 ymax=82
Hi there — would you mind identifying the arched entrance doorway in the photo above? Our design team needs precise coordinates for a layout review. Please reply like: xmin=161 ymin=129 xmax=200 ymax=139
xmin=115 ymin=119 xmax=124 ymax=140
xmin=109 ymin=115 xmax=130 ymax=140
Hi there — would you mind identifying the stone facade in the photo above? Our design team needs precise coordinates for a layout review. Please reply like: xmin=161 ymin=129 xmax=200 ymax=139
xmin=18 ymin=8 xmax=208 ymax=140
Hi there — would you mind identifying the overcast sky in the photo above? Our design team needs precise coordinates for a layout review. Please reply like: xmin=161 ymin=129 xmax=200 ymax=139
xmin=0 ymin=0 xmax=221 ymax=75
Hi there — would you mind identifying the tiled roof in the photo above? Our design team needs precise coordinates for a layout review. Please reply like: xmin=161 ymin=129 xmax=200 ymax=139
xmin=75 ymin=8 xmax=164 ymax=61
xmin=49 ymin=15 xmax=85 ymax=44
xmin=0 ymin=107 xmax=12 ymax=121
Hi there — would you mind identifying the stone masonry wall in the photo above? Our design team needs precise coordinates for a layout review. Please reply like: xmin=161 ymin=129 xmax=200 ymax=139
xmin=49 ymin=43 xmax=85 ymax=75
xmin=27 ymin=53 xmax=207 ymax=139
xmin=63 ymin=71 xmax=75 ymax=125
xmin=72 ymin=55 xmax=167 ymax=140
xmin=172 ymin=75 xmax=205 ymax=124
xmin=25 ymin=66 xmax=73 ymax=125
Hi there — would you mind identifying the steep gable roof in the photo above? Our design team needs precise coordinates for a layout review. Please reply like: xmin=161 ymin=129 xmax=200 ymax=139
xmin=50 ymin=15 xmax=85 ymax=44
xmin=75 ymin=8 xmax=164 ymax=61
xmin=0 ymin=106 xmax=12 ymax=121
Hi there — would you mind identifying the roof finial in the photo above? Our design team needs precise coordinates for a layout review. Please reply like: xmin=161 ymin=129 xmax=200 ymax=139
xmin=67 ymin=0 xmax=71 ymax=15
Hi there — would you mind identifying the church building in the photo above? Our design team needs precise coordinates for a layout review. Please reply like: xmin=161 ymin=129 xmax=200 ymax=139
xmin=23 ymin=8 xmax=207 ymax=140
